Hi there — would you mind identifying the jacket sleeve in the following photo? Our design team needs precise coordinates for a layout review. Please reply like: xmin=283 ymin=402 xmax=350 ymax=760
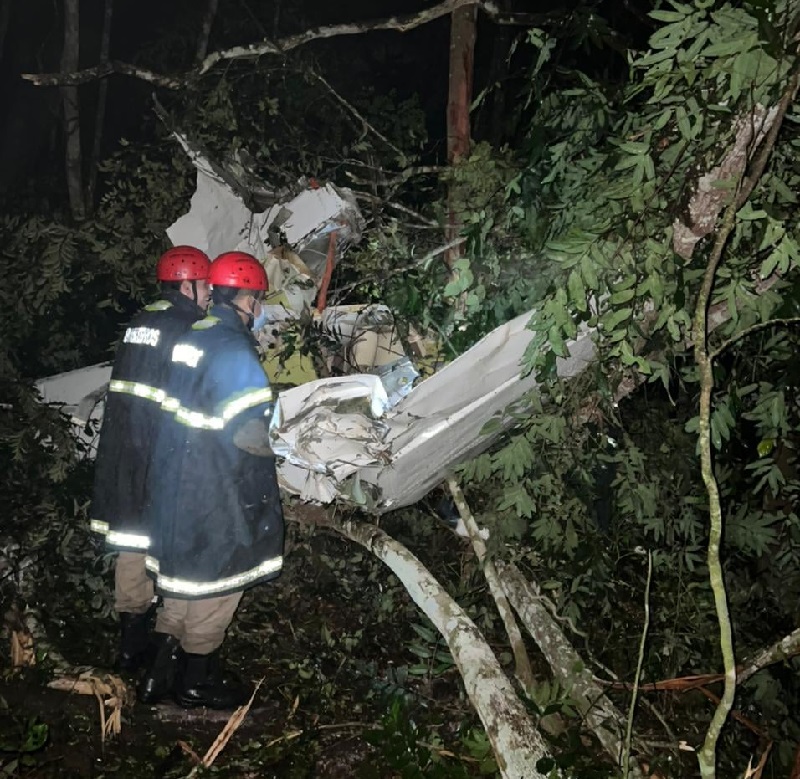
xmin=206 ymin=348 xmax=275 ymax=431
xmin=232 ymin=418 xmax=274 ymax=457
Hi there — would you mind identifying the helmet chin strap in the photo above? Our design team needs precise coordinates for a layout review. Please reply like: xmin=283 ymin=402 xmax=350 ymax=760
xmin=190 ymin=280 xmax=199 ymax=305
xmin=231 ymin=300 xmax=255 ymax=330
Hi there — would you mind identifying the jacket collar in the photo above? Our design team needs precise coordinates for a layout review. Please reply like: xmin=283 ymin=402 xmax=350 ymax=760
xmin=209 ymin=303 xmax=257 ymax=341
xmin=163 ymin=288 xmax=206 ymax=318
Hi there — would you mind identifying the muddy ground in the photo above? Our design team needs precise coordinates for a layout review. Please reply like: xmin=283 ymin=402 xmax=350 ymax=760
xmin=0 ymin=518 xmax=500 ymax=778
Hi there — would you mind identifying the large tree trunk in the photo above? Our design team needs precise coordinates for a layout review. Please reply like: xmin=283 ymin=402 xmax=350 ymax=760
xmin=87 ymin=0 xmax=113 ymax=214
xmin=60 ymin=0 xmax=85 ymax=221
xmin=445 ymin=3 xmax=476 ymax=270
xmin=331 ymin=516 xmax=550 ymax=779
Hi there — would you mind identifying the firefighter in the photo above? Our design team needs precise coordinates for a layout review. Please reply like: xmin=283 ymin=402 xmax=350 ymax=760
xmin=90 ymin=246 xmax=211 ymax=672
xmin=138 ymin=251 xmax=284 ymax=710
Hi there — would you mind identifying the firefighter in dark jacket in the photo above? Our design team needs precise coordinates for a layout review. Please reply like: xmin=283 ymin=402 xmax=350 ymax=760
xmin=90 ymin=246 xmax=211 ymax=672
xmin=138 ymin=251 xmax=284 ymax=710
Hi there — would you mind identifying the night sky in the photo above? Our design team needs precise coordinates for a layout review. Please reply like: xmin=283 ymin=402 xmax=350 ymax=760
xmin=0 ymin=1 xmax=454 ymax=195
xmin=0 ymin=0 xmax=648 ymax=205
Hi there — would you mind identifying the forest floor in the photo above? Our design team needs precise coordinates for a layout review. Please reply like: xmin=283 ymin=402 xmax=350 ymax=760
xmin=0 ymin=517 xmax=501 ymax=779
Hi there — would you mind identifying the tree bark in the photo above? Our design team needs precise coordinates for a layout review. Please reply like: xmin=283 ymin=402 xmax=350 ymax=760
xmin=87 ymin=0 xmax=113 ymax=213
xmin=739 ymin=627 xmax=800 ymax=684
xmin=60 ymin=0 xmax=85 ymax=221
xmin=195 ymin=0 xmax=219 ymax=64
xmin=447 ymin=477 xmax=535 ymax=693
xmin=331 ymin=516 xmax=550 ymax=779
xmin=445 ymin=3 xmax=476 ymax=270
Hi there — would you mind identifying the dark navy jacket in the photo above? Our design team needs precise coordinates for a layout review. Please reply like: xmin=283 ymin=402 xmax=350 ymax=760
xmin=91 ymin=291 xmax=205 ymax=551
xmin=145 ymin=304 xmax=284 ymax=599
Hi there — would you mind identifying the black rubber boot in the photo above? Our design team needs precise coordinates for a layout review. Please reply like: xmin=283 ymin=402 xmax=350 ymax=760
xmin=116 ymin=611 xmax=152 ymax=673
xmin=173 ymin=651 xmax=252 ymax=710
xmin=137 ymin=633 xmax=181 ymax=704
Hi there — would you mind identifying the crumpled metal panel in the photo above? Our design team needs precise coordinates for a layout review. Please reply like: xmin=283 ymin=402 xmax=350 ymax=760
xmin=271 ymin=313 xmax=597 ymax=511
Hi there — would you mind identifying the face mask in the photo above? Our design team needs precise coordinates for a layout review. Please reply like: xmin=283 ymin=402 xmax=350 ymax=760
xmin=251 ymin=303 xmax=268 ymax=333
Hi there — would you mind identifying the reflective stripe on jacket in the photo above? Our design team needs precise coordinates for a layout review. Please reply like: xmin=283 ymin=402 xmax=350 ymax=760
xmin=145 ymin=304 xmax=284 ymax=599
xmin=90 ymin=291 xmax=205 ymax=551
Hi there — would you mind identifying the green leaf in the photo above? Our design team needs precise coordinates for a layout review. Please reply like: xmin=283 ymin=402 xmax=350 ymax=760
xmin=580 ymin=253 xmax=599 ymax=289
xmin=619 ymin=141 xmax=651 ymax=155
xmin=567 ymin=270 xmax=587 ymax=311
xmin=676 ymin=106 xmax=692 ymax=140
xmin=600 ymin=307 xmax=633 ymax=331
xmin=757 ymin=438 xmax=775 ymax=457
xmin=650 ymin=9 xmax=687 ymax=22
xmin=610 ymin=288 xmax=635 ymax=305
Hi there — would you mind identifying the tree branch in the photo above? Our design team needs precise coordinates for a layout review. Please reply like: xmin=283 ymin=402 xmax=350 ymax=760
xmin=693 ymin=191 xmax=739 ymax=779
xmin=22 ymin=60 xmax=184 ymax=89
xmin=200 ymin=0 xmax=483 ymax=74
xmin=735 ymin=75 xmax=799 ymax=209
xmin=672 ymin=102 xmax=783 ymax=261
xmin=709 ymin=316 xmax=800 ymax=361
xmin=692 ymin=83 xmax=796 ymax=775
xmin=21 ymin=0 xmax=549 ymax=90
xmin=738 ymin=627 xmax=800 ymax=685
xmin=622 ymin=550 xmax=652 ymax=779
xmin=447 ymin=477 xmax=535 ymax=693
xmin=497 ymin=560 xmax=646 ymax=776
xmin=309 ymin=69 xmax=405 ymax=158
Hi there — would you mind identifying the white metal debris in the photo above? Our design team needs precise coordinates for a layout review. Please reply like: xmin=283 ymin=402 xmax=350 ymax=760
xmin=272 ymin=314 xmax=597 ymax=511
xmin=34 ymin=144 xmax=598 ymax=512
xmin=167 ymin=135 xmax=363 ymax=289
xmin=35 ymin=363 xmax=112 ymax=454
xmin=270 ymin=375 xmax=391 ymax=503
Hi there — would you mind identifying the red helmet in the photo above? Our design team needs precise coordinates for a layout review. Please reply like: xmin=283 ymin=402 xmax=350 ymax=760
xmin=156 ymin=246 xmax=211 ymax=281
xmin=209 ymin=252 xmax=269 ymax=291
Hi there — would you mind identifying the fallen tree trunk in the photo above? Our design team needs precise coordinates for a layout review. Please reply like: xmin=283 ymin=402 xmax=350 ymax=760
xmin=330 ymin=516 xmax=550 ymax=779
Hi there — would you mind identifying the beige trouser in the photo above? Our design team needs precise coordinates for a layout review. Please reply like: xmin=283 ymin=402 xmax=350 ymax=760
xmin=114 ymin=551 xmax=154 ymax=614
xmin=155 ymin=592 xmax=242 ymax=655
xmin=115 ymin=551 xmax=242 ymax=654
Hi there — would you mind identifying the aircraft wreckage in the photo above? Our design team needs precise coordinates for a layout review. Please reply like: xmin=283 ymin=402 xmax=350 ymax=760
xmin=36 ymin=137 xmax=597 ymax=512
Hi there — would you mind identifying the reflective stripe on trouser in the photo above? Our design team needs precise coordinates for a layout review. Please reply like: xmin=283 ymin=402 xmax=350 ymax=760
xmin=115 ymin=552 xmax=154 ymax=614
xmin=155 ymin=592 xmax=242 ymax=655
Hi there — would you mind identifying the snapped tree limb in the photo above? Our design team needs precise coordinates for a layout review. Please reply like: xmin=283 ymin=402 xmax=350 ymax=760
xmin=21 ymin=0 xmax=550 ymax=89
